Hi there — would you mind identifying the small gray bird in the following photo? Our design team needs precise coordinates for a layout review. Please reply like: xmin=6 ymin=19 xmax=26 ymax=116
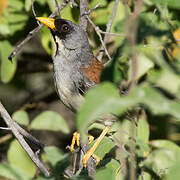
xmin=36 ymin=17 xmax=112 ymax=167
xmin=37 ymin=17 xmax=102 ymax=111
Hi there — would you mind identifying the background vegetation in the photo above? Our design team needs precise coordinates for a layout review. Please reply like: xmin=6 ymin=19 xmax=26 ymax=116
xmin=0 ymin=0 xmax=180 ymax=179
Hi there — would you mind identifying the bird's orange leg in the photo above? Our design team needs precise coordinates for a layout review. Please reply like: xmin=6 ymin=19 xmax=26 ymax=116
xmin=70 ymin=132 xmax=101 ymax=166
xmin=82 ymin=126 xmax=111 ymax=168
xmin=70 ymin=132 xmax=80 ymax=152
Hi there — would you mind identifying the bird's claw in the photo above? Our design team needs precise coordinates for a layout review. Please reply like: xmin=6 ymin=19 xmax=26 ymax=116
xmin=70 ymin=132 xmax=80 ymax=152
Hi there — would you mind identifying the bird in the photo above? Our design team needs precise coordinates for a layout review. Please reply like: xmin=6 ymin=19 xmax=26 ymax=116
xmin=36 ymin=17 xmax=113 ymax=167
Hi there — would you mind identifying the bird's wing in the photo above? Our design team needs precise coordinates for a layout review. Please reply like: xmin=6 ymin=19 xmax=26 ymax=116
xmin=78 ymin=57 xmax=103 ymax=95
xmin=81 ymin=57 xmax=103 ymax=84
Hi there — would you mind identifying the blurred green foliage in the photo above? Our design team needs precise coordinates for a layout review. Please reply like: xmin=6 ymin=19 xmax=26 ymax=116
xmin=0 ymin=0 xmax=180 ymax=180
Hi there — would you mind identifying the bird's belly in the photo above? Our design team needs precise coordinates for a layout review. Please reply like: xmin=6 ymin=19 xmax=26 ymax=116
xmin=53 ymin=64 xmax=84 ymax=111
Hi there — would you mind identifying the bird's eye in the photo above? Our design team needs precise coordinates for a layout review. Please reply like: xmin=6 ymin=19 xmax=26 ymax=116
xmin=61 ymin=24 xmax=70 ymax=32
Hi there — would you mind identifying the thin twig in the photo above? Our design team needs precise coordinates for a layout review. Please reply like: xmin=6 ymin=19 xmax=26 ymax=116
xmin=100 ymin=31 xmax=125 ymax=37
xmin=0 ymin=101 xmax=50 ymax=177
xmin=31 ymin=0 xmax=40 ymax=25
xmin=80 ymin=0 xmax=88 ymax=32
xmin=54 ymin=0 xmax=61 ymax=16
xmin=31 ymin=0 xmax=37 ymax=16
xmin=0 ymin=127 xmax=11 ymax=130
xmin=69 ymin=0 xmax=78 ymax=8
xmin=0 ymin=134 xmax=12 ymax=144
xmin=87 ymin=16 xmax=111 ymax=61
xmin=14 ymin=121 xmax=45 ymax=149
xmin=31 ymin=0 xmax=37 ymax=17
xmin=97 ymin=0 xmax=119 ymax=62
xmin=86 ymin=3 xmax=100 ymax=15
xmin=8 ymin=0 xmax=69 ymax=60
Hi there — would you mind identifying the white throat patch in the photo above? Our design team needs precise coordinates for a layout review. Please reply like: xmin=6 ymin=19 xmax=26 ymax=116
xmin=55 ymin=36 xmax=65 ymax=51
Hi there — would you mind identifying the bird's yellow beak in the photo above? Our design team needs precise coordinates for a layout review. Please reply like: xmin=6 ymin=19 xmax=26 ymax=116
xmin=36 ymin=17 xmax=56 ymax=30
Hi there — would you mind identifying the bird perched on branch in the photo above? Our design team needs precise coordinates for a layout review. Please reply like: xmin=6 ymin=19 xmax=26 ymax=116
xmin=36 ymin=17 xmax=113 ymax=167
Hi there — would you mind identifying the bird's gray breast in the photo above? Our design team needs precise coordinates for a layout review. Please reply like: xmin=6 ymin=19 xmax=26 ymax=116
xmin=53 ymin=51 xmax=84 ymax=110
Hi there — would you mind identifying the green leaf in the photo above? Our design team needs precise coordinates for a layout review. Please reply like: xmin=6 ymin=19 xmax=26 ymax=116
xmin=121 ymin=119 xmax=132 ymax=143
xmin=61 ymin=5 xmax=80 ymax=23
xmin=150 ymin=140 xmax=180 ymax=153
xmin=141 ymin=148 xmax=180 ymax=177
xmin=30 ymin=110 xmax=70 ymax=133
xmin=95 ymin=159 xmax=120 ymax=180
xmin=90 ymin=0 xmax=108 ymax=8
xmin=40 ymin=27 xmax=53 ymax=55
xmin=35 ymin=176 xmax=55 ymax=180
xmin=8 ymin=0 xmax=24 ymax=10
xmin=7 ymin=140 xmax=36 ymax=178
xmin=77 ymin=83 xmax=126 ymax=137
xmin=166 ymin=161 xmax=180 ymax=180
xmin=36 ymin=0 xmax=47 ymax=6
xmin=0 ymin=163 xmax=31 ymax=180
xmin=25 ymin=0 xmax=31 ymax=12
xmin=136 ymin=139 xmax=151 ymax=158
xmin=128 ymin=54 xmax=154 ymax=82
xmin=92 ymin=136 xmax=115 ymax=159
xmin=138 ymin=171 xmax=152 ymax=180
xmin=93 ymin=1 xmax=125 ymax=26
xmin=149 ymin=0 xmax=180 ymax=10
xmin=149 ymin=68 xmax=180 ymax=94
xmin=1 ymin=0 xmax=28 ymax=36
xmin=47 ymin=0 xmax=56 ymax=12
xmin=95 ymin=168 xmax=115 ymax=180
xmin=137 ymin=110 xmax=149 ymax=143
xmin=12 ymin=110 xmax=29 ymax=126
xmin=44 ymin=146 xmax=64 ymax=165
xmin=0 ymin=40 xmax=17 ymax=83
xmin=77 ymin=83 xmax=180 ymax=139
xmin=137 ymin=84 xmax=180 ymax=119
xmin=0 ymin=23 xmax=10 ymax=36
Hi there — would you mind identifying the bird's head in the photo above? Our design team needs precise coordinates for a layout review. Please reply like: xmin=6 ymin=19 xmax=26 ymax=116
xmin=36 ymin=17 xmax=89 ymax=51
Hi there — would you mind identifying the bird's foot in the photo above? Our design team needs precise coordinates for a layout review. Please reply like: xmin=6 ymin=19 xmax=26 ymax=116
xmin=70 ymin=132 xmax=101 ymax=167
xmin=82 ymin=126 xmax=111 ymax=168
xmin=70 ymin=132 xmax=95 ymax=152
xmin=70 ymin=132 xmax=80 ymax=152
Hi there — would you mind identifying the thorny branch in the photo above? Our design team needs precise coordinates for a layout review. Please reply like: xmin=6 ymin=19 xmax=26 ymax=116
xmin=0 ymin=101 xmax=50 ymax=177
xmin=8 ymin=0 xmax=69 ymax=60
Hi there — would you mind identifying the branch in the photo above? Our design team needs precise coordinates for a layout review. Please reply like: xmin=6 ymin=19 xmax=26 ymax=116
xmin=125 ymin=0 xmax=143 ymax=93
xmin=97 ymin=0 xmax=119 ymax=62
xmin=54 ymin=0 xmax=61 ymax=16
xmin=80 ymin=0 xmax=88 ymax=32
xmin=8 ymin=0 xmax=69 ymax=60
xmin=0 ymin=101 xmax=50 ymax=177
xmin=87 ymin=16 xmax=111 ymax=61
xmin=80 ymin=3 xmax=123 ymax=62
